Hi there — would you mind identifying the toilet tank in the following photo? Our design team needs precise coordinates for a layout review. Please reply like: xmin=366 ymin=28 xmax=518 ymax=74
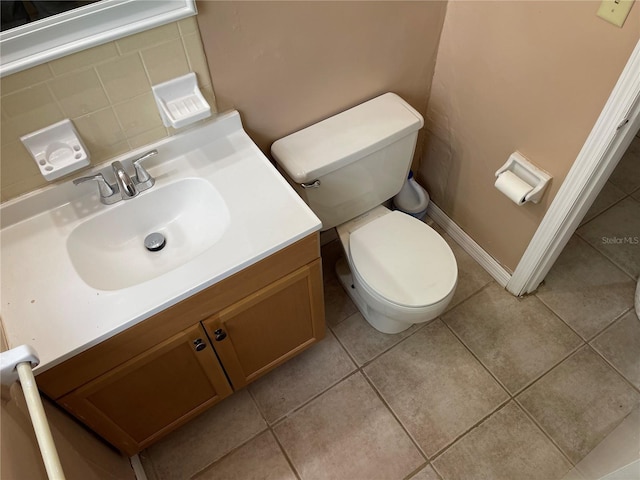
xmin=272 ymin=93 xmax=424 ymax=230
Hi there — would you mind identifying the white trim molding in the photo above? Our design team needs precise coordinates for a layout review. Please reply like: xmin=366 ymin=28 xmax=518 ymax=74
xmin=427 ymin=202 xmax=512 ymax=288
xmin=0 ymin=0 xmax=197 ymax=77
xmin=507 ymin=39 xmax=640 ymax=296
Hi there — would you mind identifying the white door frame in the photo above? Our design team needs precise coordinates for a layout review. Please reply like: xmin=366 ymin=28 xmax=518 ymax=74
xmin=507 ymin=40 xmax=640 ymax=296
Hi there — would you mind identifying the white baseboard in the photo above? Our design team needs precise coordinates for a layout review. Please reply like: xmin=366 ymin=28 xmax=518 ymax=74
xmin=130 ymin=454 xmax=148 ymax=480
xmin=427 ymin=202 xmax=511 ymax=288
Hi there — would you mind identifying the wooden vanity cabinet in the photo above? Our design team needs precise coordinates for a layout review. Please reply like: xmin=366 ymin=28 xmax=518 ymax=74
xmin=59 ymin=324 xmax=232 ymax=456
xmin=37 ymin=234 xmax=324 ymax=456
xmin=204 ymin=259 xmax=324 ymax=389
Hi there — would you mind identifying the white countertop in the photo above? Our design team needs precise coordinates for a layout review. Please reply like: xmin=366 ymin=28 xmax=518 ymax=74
xmin=0 ymin=111 xmax=321 ymax=373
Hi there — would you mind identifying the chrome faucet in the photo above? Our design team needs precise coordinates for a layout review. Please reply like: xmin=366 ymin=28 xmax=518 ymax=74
xmin=73 ymin=150 xmax=158 ymax=205
xmin=73 ymin=173 xmax=119 ymax=205
xmin=112 ymin=160 xmax=137 ymax=200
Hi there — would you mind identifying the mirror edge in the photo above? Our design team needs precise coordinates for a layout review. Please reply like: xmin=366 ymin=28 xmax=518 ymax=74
xmin=0 ymin=0 xmax=197 ymax=78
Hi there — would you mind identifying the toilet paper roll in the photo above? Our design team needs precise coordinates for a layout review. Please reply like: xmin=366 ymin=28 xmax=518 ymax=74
xmin=495 ymin=171 xmax=533 ymax=205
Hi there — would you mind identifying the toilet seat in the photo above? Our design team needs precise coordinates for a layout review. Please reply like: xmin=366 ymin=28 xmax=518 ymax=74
xmin=349 ymin=211 xmax=457 ymax=309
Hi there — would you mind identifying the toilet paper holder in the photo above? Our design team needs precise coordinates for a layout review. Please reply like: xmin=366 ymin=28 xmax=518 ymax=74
xmin=495 ymin=152 xmax=551 ymax=204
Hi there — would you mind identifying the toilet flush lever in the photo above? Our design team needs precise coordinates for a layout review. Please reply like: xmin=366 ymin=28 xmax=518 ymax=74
xmin=301 ymin=179 xmax=321 ymax=189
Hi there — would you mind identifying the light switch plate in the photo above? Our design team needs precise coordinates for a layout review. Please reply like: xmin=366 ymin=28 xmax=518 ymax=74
xmin=597 ymin=0 xmax=635 ymax=27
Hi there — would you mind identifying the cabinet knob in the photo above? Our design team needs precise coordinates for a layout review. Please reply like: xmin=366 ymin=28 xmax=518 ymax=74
xmin=193 ymin=338 xmax=207 ymax=351
xmin=214 ymin=328 xmax=227 ymax=341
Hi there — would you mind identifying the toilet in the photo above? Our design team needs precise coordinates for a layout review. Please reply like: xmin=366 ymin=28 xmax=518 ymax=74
xmin=272 ymin=93 xmax=458 ymax=334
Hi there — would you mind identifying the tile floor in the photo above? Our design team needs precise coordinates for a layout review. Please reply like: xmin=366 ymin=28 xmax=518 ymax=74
xmin=140 ymin=135 xmax=640 ymax=480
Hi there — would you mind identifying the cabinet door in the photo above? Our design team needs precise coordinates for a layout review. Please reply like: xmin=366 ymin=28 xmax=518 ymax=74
xmin=204 ymin=259 xmax=325 ymax=389
xmin=59 ymin=324 xmax=232 ymax=456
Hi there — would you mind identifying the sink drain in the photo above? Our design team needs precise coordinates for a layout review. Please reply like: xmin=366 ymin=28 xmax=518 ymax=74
xmin=144 ymin=232 xmax=166 ymax=252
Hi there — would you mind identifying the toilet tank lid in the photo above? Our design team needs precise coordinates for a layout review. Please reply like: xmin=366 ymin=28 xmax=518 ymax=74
xmin=271 ymin=93 xmax=424 ymax=184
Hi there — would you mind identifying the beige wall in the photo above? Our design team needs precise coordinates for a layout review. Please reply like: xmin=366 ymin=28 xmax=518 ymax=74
xmin=1 ymin=328 xmax=134 ymax=480
xmin=419 ymin=1 xmax=640 ymax=271
xmin=0 ymin=18 xmax=216 ymax=202
xmin=2 ymin=2 xmax=639 ymax=270
xmin=196 ymin=1 xmax=448 ymax=168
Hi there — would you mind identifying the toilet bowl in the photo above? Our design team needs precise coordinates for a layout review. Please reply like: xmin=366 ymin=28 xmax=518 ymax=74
xmin=336 ymin=206 xmax=457 ymax=333
xmin=271 ymin=92 xmax=459 ymax=334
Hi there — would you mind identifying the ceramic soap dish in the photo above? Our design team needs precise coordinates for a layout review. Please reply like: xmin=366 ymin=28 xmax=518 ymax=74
xmin=152 ymin=73 xmax=211 ymax=129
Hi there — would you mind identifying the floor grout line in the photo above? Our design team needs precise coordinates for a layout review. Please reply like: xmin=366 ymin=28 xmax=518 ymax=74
xmin=533 ymin=292 xmax=595 ymax=342
xmin=588 ymin=306 xmax=634 ymax=342
xmin=436 ymin=282 xmax=593 ymax=472
xmin=402 ymin=461 xmax=430 ymax=480
xmin=427 ymin=396 xmax=513 ymax=464
xmin=186 ymin=422 xmax=270 ymax=479
xmin=439 ymin=318 xmax=513 ymax=398
xmin=508 ymin=341 xmax=585 ymax=398
xmin=513 ymin=342 xmax=640 ymax=469
xmin=514 ymin=395 xmax=578 ymax=469
xmin=184 ymin=387 xmax=295 ymax=479
xmin=268 ymin=369 xmax=362 ymax=430
xmin=443 ymin=291 xmax=590 ymax=399
xmin=252 ymin=327 xmax=359 ymax=429
xmin=577 ymin=187 xmax=631 ymax=229
xmin=441 ymin=279 xmax=496 ymax=316
xmin=575 ymin=226 xmax=639 ymax=283
xmin=360 ymin=369 xmax=429 ymax=462
xmin=266 ymin=364 xmax=357 ymax=429
xmin=583 ymin=343 xmax=640 ymax=396
xmin=332 ymin=316 xmax=432 ymax=370
xmin=583 ymin=306 xmax=635 ymax=344
xmin=326 ymin=313 xmax=365 ymax=366
xmin=268 ymin=425 xmax=303 ymax=480
xmin=533 ymin=263 xmax=636 ymax=343
xmin=320 ymin=295 xmax=434 ymax=464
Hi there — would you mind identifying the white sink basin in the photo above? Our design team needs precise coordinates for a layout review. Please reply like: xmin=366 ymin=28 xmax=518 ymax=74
xmin=0 ymin=110 xmax=321 ymax=371
xmin=66 ymin=178 xmax=230 ymax=290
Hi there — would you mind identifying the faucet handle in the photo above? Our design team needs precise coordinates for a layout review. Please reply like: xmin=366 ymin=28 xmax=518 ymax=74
xmin=132 ymin=150 xmax=157 ymax=188
xmin=73 ymin=173 xmax=116 ymax=203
